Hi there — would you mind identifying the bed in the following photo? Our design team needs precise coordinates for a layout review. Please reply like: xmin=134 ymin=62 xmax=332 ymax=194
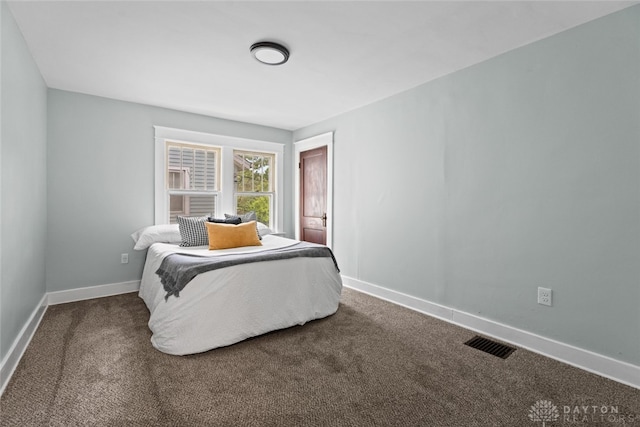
xmin=137 ymin=233 xmax=342 ymax=355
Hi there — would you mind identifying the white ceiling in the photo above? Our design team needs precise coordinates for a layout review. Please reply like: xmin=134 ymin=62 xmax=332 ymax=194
xmin=7 ymin=1 xmax=637 ymax=131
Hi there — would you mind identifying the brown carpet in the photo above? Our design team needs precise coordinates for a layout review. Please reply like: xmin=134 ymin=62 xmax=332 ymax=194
xmin=1 ymin=288 xmax=638 ymax=426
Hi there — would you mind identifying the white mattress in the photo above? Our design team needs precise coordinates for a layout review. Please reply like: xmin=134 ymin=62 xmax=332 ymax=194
xmin=139 ymin=235 xmax=343 ymax=355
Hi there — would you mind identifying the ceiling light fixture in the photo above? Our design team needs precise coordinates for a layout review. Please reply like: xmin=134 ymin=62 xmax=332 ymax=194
xmin=250 ymin=41 xmax=289 ymax=66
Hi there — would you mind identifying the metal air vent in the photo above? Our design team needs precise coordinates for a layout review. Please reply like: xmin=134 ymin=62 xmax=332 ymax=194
xmin=464 ymin=335 xmax=516 ymax=359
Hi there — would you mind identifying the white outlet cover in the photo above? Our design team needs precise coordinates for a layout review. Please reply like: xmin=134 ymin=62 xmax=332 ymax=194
xmin=537 ymin=287 xmax=552 ymax=306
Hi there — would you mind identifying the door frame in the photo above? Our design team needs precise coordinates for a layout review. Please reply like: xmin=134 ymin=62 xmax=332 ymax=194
xmin=294 ymin=132 xmax=334 ymax=248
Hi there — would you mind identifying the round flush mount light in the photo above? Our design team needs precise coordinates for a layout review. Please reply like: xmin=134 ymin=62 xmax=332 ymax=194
xmin=250 ymin=41 xmax=289 ymax=65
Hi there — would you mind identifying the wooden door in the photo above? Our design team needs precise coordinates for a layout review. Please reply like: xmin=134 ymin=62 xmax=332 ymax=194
xmin=299 ymin=146 xmax=327 ymax=245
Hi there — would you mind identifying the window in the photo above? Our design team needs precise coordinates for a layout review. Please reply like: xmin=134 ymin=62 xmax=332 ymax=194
xmin=166 ymin=142 xmax=220 ymax=223
xmin=154 ymin=127 xmax=284 ymax=231
xmin=234 ymin=151 xmax=275 ymax=226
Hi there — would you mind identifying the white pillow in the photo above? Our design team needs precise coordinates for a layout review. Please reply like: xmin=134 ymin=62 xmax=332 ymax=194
xmin=131 ymin=224 xmax=181 ymax=250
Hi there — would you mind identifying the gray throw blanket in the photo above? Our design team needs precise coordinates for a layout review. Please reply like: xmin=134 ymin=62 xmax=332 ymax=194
xmin=156 ymin=242 xmax=340 ymax=300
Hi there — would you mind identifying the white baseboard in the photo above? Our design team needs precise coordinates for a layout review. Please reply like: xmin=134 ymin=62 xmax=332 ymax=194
xmin=342 ymin=276 xmax=640 ymax=390
xmin=3 ymin=277 xmax=637 ymax=397
xmin=1 ymin=280 xmax=141 ymax=397
xmin=48 ymin=280 xmax=140 ymax=305
xmin=0 ymin=294 xmax=48 ymax=396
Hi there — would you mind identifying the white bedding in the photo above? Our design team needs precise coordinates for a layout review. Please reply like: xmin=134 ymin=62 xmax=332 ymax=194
xmin=139 ymin=235 xmax=343 ymax=355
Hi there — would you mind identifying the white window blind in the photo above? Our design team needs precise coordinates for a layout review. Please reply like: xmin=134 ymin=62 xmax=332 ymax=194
xmin=166 ymin=142 xmax=220 ymax=223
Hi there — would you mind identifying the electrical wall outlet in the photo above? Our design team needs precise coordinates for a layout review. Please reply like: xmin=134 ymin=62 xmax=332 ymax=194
xmin=538 ymin=287 xmax=552 ymax=306
xmin=121 ymin=253 xmax=129 ymax=264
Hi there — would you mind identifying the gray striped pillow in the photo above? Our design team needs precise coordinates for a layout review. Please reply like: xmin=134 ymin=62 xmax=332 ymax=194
xmin=224 ymin=211 xmax=257 ymax=222
xmin=224 ymin=212 xmax=261 ymax=240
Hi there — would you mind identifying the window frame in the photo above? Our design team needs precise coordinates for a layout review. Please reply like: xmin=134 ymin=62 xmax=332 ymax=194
xmin=154 ymin=126 xmax=284 ymax=231
xmin=233 ymin=150 xmax=276 ymax=225
xmin=165 ymin=142 xmax=221 ymax=222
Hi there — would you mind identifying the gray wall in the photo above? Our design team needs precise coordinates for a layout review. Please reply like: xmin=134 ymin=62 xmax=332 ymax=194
xmin=294 ymin=7 xmax=640 ymax=365
xmin=47 ymin=90 xmax=292 ymax=292
xmin=1 ymin=2 xmax=48 ymax=361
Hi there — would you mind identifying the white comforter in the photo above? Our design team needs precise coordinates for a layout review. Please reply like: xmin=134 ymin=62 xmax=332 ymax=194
xmin=139 ymin=235 xmax=343 ymax=355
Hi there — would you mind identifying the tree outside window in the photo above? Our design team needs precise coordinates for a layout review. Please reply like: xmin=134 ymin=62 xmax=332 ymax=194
xmin=234 ymin=151 xmax=274 ymax=226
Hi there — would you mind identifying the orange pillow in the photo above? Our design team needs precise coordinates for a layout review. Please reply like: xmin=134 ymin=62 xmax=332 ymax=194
xmin=205 ymin=221 xmax=262 ymax=250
